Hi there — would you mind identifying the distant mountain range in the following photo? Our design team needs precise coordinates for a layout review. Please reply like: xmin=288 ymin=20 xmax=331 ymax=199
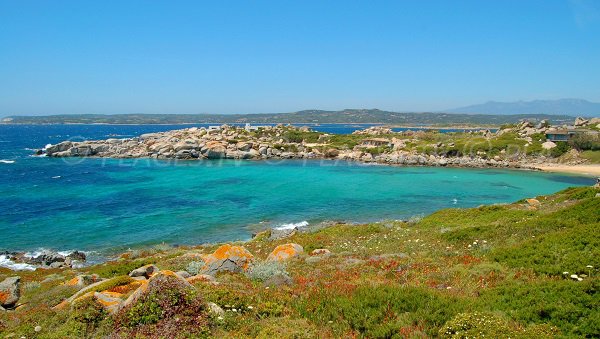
xmin=444 ymin=99 xmax=600 ymax=116
xmin=1 ymin=109 xmax=578 ymax=126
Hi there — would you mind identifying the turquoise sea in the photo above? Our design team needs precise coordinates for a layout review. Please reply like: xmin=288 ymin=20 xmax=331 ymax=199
xmin=0 ymin=124 xmax=594 ymax=259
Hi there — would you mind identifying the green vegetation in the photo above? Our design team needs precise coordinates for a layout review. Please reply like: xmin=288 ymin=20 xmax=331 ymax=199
xmin=580 ymin=150 xmax=600 ymax=163
xmin=1 ymin=187 xmax=599 ymax=337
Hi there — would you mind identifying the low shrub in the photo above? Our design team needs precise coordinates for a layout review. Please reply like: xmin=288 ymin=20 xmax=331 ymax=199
xmin=246 ymin=261 xmax=290 ymax=282
xmin=186 ymin=260 xmax=205 ymax=275
xmin=296 ymin=285 xmax=469 ymax=337
xmin=439 ymin=311 xmax=557 ymax=338
xmin=479 ymin=279 xmax=600 ymax=337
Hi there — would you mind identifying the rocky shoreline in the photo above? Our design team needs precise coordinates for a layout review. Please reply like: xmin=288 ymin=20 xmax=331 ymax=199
xmin=0 ymin=250 xmax=87 ymax=271
xmin=34 ymin=123 xmax=572 ymax=170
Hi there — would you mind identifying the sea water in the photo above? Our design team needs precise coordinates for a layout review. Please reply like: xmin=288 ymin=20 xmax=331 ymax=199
xmin=0 ymin=124 xmax=593 ymax=258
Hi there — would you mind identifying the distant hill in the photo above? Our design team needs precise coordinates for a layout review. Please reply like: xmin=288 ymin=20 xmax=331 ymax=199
xmin=1 ymin=109 xmax=578 ymax=126
xmin=445 ymin=99 xmax=600 ymax=116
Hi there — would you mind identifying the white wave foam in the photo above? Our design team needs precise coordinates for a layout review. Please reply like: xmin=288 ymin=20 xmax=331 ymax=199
xmin=0 ymin=255 xmax=36 ymax=271
xmin=52 ymin=175 xmax=61 ymax=179
xmin=0 ymin=159 xmax=15 ymax=164
xmin=274 ymin=221 xmax=309 ymax=230
xmin=44 ymin=144 xmax=52 ymax=150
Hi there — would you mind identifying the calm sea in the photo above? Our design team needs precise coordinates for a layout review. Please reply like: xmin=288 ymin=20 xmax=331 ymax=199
xmin=0 ymin=124 xmax=592 ymax=260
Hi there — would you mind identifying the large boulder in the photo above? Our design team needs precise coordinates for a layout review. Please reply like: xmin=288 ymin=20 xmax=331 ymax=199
xmin=202 ymin=141 xmax=227 ymax=159
xmin=0 ymin=276 xmax=20 ymax=309
xmin=129 ymin=264 xmax=160 ymax=279
xmin=65 ymin=274 xmax=102 ymax=289
xmin=541 ymin=141 xmax=557 ymax=150
xmin=45 ymin=141 xmax=72 ymax=154
xmin=574 ymin=117 xmax=589 ymax=127
xmin=200 ymin=244 xmax=254 ymax=276
xmin=121 ymin=270 xmax=193 ymax=309
xmin=269 ymin=227 xmax=297 ymax=240
xmin=267 ymin=243 xmax=304 ymax=261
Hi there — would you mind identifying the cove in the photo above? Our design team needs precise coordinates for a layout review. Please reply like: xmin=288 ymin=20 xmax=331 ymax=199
xmin=0 ymin=157 xmax=593 ymax=256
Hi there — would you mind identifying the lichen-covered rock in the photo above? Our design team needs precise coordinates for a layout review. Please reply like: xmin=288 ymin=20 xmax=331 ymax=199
xmin=65 ymin=274 xmax=101 ymax=289
xmin=93 ymin=291 xmax=123 ymax=314
xmin=269 ymin=227 xmax=297 ymax=240
xmin=120 ymin=270 xmax=195 ymax=311
xmin=267 ymin=243 xmax=304 ymax=261
xmin=200 ymin=244 xmax=254 ymax=276
xmin=128 ymin=264 xmax=159 ymax=279
xmin=0 ymin=276 xmax=20 ymax=309
xmin=186 ymin=274 xmax=217 ymax=284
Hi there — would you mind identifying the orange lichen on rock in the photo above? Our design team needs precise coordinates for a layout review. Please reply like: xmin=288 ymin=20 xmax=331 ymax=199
xmin=65 ymin=277 xmax=79 ymax=286
xmin=201 ymin=244 xmax=254 ymax=273
xmin=54 ymin=299 xmax=69 ymax=310
xmin=107 ymin=280 xmax=143 ymax=294
xmin=267 ymin=243 xmax=304 ymax=261
xmin=0 ymin=291 xmax=8 ymax=304
xmin=187 ymin=274 xmax=217 ymax=284
xmin=99 ymin=291 xmax=123 ymax=299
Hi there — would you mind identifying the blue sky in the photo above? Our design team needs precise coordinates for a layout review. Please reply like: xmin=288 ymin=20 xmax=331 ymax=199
xmin=1 ymin=0 xmax=599 ymax=115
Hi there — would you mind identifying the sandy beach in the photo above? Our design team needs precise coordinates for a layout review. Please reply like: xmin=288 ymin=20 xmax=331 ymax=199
xmin=536 ymin=164 xmax=600 ymax=177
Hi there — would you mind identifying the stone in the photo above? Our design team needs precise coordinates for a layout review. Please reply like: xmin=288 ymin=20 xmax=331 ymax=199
xmin=207 ymin=301 xmax=225 ymax=316
xmin=526 ymin=198 xmax=541 ymax=207
xmin=93 ymin=291 xmax=123 ymax=314
xmin=186 ymin=274 xmax=217 ymax=284
xmin=310 ymin=248 xmax=331 ymax=256
xmin=128 ymin=264 xmax=160 ymax=279
xmin=202 ymin=141 xmax=227 ymax=159
xmin=200 ymin=244 xmax=254 ymax=276
xmin=175 ymin=271 xmax=191 ymax=279
xmin=45 ymin=141 xmax=72 ymax=154
xmin=269 ymin=227 xmax=297 ymax=240
xmin=34 ymin=326 xmax=42 ymax=332
xmin=236 ymin=141 xmax=253 ymax=151
xmin=65 ymin=274 xmax=101 ymax=289
xmin=0 ymin=276 xmax=20 ymax=309
xmin=541 ymin=141 xmax=557 ymax=150
xmin=267 ymin=243 xmax=304 ymax=261
xmin=122 ymin=270 xmax=193 ymax=309
xmin=25 ymin=250 xmax=66 ymax=267
xmin=574 ymin=117 xmax=589 ymax=127
xmin=66 ymin=251 xmax=86 ymax=262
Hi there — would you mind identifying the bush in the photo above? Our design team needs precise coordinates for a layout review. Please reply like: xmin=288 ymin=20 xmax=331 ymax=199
xmin=186 ymin=260 xmax=205 ymax=275
xmin=296 ymin=285 xmax=468 ymax=337
xmin=479 ymin=279 xmax=600 ymax=337
xmin=570 ymin=133 xmax=600 ymax=151
xmin=550 ymin=141 xmax=570 ymax=157
xmin=246 ymin=261 xmax=290 ymax=282
xmin=71 ymin=295 xmax=107 ymax=334
xmin=439 ymin=311 xmax=556 ymax=338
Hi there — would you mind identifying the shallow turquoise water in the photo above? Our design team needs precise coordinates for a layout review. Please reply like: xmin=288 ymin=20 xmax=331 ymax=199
xmin=0 ymin=125 xmax=594 ymax=256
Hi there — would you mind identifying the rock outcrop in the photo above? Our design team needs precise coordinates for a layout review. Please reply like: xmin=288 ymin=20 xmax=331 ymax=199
xmin=267 ymin=243 xmax=304 ymax=261
xmin=0 ymin=276 xmax=20 ymax=309
xmin=200 ymin=244 xmax=254 ymax=276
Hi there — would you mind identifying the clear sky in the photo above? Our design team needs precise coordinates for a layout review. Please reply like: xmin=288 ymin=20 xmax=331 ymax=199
xmin=1 ymin=0 xmax=599 ymax=115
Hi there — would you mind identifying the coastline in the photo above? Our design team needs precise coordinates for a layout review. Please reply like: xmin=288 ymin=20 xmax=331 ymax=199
xmin=535 ymin=164 xmax=600 ymax=177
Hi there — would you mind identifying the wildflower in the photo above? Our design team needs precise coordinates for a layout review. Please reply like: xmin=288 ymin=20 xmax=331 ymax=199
xmin=586 ymin=265 xmax=593 ymax=269
xmin=563 ymin=272 xmax=569 ymax=275
xmin=247 ymin=306 xmax=253 ymax=310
